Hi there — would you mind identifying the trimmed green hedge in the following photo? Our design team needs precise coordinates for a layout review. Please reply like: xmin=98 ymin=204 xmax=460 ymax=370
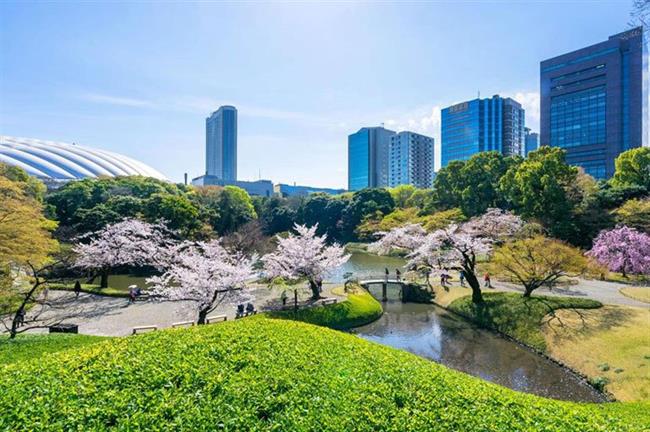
xmin=0 ymin=333 xmax=107 ymax=365
xmin=0 ymin=318 xmax=646 ymax=431
xmin=448 ymin=292 xmax=602 ymax=351
xmin=267 ymin=287 xmax=382 ymax=330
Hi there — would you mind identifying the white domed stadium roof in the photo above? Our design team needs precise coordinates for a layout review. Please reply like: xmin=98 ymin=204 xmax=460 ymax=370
xmin=0 ymin=136 xmax=167 ymax=181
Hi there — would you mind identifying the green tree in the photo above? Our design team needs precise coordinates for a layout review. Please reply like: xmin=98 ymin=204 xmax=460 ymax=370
xmin=144 ymin=193 xmax=201 ymax=235
xmin=429 ymin=160 xmax=465 ymax=212
xmin=340 ymin=188 xmax=394 ymax=241
xmin=500 ymin=147 xmax=579 ymax=240
xmin=490 ymin=236 xmax=591 ymax=297
xmin=611 ymin=147 xmax=650 ymax=189
xmin=211 ymin=186 xmax=257 ymax=235
xmin=614 ymin=198 xmax=650 ymax=233
xmin=389 ymin=184 xmax=417 ymax=209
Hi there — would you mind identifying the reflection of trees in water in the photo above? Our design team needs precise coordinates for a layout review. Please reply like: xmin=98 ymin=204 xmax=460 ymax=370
xmin=356 ymin=301 xmax=603 ymax=402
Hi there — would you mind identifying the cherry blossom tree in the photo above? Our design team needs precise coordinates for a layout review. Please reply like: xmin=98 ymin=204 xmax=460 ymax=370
xmin=147 ymin=240 xmax=257 ymax=324
xmin=262 ymin=224 xmax=350 ymax=299
xmin=371 ymin=209 xmax=524 ymax=303
xmin=587 ymin=226 xmax=650 ymax=277
xmin=73 ymin=218 xmax=176 ymax=288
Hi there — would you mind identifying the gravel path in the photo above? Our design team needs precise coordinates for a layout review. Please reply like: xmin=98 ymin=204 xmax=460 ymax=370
xmin=13 ymin=283 xmax=346 ymax=337
xmin=492 ymin=279 xmax=650 ymax=308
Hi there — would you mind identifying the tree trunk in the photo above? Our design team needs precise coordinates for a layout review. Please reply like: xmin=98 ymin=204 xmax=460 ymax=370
xmin=308 ymin=279 xmax=322 ymax=299
xmin=197 ymin=309 xmax=208 ymax=325
xmin=464 ymin=271 xmax=483 ymax=304
xmin=523 ymin=286 xmax=533 ymax=297
xmin=100 ymin=270 xmax=109 ymax=289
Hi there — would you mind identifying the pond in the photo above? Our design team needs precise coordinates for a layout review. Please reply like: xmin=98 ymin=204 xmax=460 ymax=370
xmin=336 ymin=253 xmax=604 ymax=403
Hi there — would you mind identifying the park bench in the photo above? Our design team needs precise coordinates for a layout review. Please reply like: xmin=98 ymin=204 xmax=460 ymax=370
xmin=235 ymin=310 xmax=257 ymax=319
xmin=132 ymin=325 xmax=157 ymax=335
xmin=134 ymin=293 xmax=150 ymax=302
xmin=171 ymin=321 xmax=195 ymax=328
xmin=321 ymin=298 xmax=338 ymax=305
xmin=206 ymin=314 xmax=227 ymax=324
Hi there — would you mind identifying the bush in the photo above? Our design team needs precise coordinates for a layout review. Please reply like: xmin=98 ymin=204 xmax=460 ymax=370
xmin=0 ymin=318 xmax=646 ymax=431
xmin=0 ymin=333 xmax=107 ymax=365
xmin=268 ymin=286 xmax=382 ymax=330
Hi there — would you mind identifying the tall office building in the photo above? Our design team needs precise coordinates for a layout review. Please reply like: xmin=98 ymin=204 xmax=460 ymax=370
xmin=441 ymin=95 xmax=525 ymax=167
xmin=541 ymin=27 xmax=648 ymax=179
xmin=348 ymin=126 xmax=395 ymax=191
xmin=524 ymin=127 xmax=540 ymax=157
xmin=388 ymin=131 xmax=435 ymax=188
xmin=206 ymin=105 xmax=237 ymax=181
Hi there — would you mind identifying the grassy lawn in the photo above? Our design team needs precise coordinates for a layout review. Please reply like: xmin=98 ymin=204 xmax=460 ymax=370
xmin=619 ymin=287 xmax=650 ymax=304
xmin=0 ymin=333 xmax=108 ymax=365
xmin=47 ymin=282 xmax=130 ymax=297
xmin=447 ymin=292 xmax=602 ymax=351
xmin=267 ymin=285 xmax=382 ymax=330
xmin=431 ymin=284 xmax=474 ymax=307
xmin=542 ymin=305 xmax=650 ymax=402
xmin=0 ymin=317 xmax=646 ymax=431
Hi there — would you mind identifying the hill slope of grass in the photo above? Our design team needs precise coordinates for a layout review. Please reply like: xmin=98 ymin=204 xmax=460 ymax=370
xmin=0 ymin=333 xmax=107 ymax=365
xmin=1 ymin=318 xmax=647 ymax=431
xmin=267 ymin=286 xmax=382 ymax=329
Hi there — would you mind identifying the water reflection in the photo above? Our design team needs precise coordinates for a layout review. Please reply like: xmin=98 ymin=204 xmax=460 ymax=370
xmin=353 ymin=300 xmax=604 ymax=402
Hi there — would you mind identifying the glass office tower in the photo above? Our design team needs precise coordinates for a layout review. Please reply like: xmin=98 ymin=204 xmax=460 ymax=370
xmin=441 ymin=95 xmax=525 ymax=167
xmin=524 ymin=127 xmax=539 ymax=157
xmin=206 ymin=105 xmax=237 ymax=181
xmin=388 ymin=131 xmax=435 ymax=188
xmin=348 ymin=127 xmax=395 ymax=191
xmin=540 ymin=27 xmax=648 ymax=179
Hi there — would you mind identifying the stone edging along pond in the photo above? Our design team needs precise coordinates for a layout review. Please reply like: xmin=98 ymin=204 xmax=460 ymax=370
xmin=430 ymin=296 xmax=616 ymax=402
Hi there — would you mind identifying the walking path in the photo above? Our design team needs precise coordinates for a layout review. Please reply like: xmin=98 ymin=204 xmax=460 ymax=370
xmin=492 ymin=278 xmax=649 ymax=308
xmin=9 ymin=283 xmax=345 ymax=337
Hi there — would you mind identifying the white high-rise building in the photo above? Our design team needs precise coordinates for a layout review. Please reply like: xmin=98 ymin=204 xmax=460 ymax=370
xmin=389 ymin=131 xmax=435 ymax=189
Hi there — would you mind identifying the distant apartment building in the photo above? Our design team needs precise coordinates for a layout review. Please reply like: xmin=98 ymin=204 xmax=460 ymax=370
xmin=441 ymin=95 xmax=525 ymax=167
xmin=206 ymin=105 xmax=237 ymax=181
xmin=274 ymin=183 xmax=346 ymax=197
xmin=388 ymin=131 xmax=435 ymax=188
xmin=524 ymin=127 xmax=539 ymax=157
xmin=348 ymin=126 xmax=395 ymax=191
xmin=541 ymin=27 xmax=648 ymax=179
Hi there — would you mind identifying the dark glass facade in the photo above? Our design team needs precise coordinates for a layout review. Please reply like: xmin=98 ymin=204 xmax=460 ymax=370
xmin=541 ymin=27 xmax=648 ymax=179
xmin=206 ymin=105 xmax=237 ymax=181
xmin=524 ymin=127 xmax=539 ymax=157
xmin=441 ymin=95 xmax=525 ymax=167
xmin=347 ymin=127 xmax=395 ymax=191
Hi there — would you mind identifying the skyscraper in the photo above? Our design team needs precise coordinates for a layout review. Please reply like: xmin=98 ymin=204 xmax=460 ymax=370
xmin=206 ymin=105 xmax=237 ymax=181
xmin=348 ymin=126 xmax=395 ymax=191
xmin=524 ymin=127 xmax=539 ymax=157
xmin=388 ymin=131 xmax=435 ymax=188
xmin=441 ymin=95 xmax=525 ymax=167
xmin=540 ymin=27 xmax=648 ymax=179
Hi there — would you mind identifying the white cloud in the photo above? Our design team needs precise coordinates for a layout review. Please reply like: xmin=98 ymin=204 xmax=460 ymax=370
xmin=79 ymin=93 xmax=157 ymax=108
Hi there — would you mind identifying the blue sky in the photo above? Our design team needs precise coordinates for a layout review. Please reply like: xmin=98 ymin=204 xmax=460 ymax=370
xmin=0 ymin=1 xmax=633 ymax=187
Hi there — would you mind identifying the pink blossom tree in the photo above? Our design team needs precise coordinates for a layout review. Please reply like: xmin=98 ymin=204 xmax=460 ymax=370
xmin=262 ymin=224 xmax=350 ymax=299
xmin=587 ymin=226 xmax=650 ymax=277
xmin=147 ymin=240 xmax=257 ymax=324
xmin=73 ymin=218 xmax=176 ymax=288
xmin=371 ymin=209 xmax=524 ymax=303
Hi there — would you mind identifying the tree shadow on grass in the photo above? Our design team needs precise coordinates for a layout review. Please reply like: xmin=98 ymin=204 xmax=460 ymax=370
xmin=544 ymin=305 xmax=638 ymax=342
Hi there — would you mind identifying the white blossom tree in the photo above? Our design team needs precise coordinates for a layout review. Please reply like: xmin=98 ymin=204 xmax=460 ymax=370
xmin=73 ymin=218 xmax=176 ymax=288
xmin=371 ymin=209 xmax=523 ymax=303
xmin=262 ymin=224 xmax=350 ymax=299
xmin=147 ymin=240 xmax=257 ymax=324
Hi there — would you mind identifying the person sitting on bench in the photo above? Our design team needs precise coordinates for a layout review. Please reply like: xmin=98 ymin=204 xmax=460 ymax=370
xmin=236 ymin=304 xmax=245 ymax=317
xmin=245 ymin=303 xmax=256 ymax=315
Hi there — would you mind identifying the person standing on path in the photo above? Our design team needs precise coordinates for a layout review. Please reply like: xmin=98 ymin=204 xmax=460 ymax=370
xmin=280 ymin=290 xmax=288 ymax=306
xmin=385 ymin=268 xmax=389 ymax=283
xmin=484 ymin=272 xmax=492 ymax=288
xmin=459 ymin=270 xmax=465 ymax=287
xmin=395 ymin=269 xmax=401 ymax=282
xmin=74 ymin=280 xmax=82 ymax=298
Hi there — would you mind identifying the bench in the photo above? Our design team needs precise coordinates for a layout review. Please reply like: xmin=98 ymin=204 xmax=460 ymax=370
xmin=206 ymin=314 xmax=227 ymax=324
xmin=321 ymin=298 xmax=338 ymax=305
xmin=132 ymin=325 xmax=157 ymax=335
xmin=134 ymin=294 xmax=150 ymax=302
xmin=235 ymin=311 xmax=257 ymax=319
xmin=171 ymin=321 xmax=195 ymax=328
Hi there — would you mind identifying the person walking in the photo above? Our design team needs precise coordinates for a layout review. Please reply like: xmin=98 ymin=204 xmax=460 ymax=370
xmin=280 ymin=290 xmax=288 ymax=306
xmin=384 ymin=267 xmax=389 ymax=283
xmin=395 ymin=268 xmax=401 ymax=282
xmin=484 ymin=272 xmax=492 ymax=288
xmin=459 ymin=270 xmax=465 ymax=287
xmin=74 ymin=280 xmax=82 ymax=298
